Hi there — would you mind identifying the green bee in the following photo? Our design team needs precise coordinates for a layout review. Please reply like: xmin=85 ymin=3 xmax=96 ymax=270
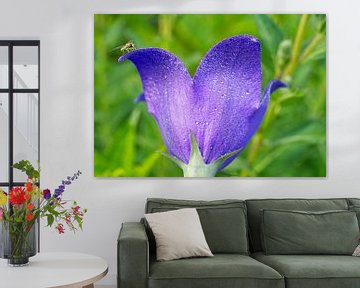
xmin=112 ymin=40 xmax=136 ymax=55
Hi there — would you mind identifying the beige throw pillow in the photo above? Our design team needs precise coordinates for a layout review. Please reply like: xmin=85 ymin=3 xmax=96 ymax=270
xmin=353 ymin=244 xmax=360 ymax=256
xmin=145 ymin=208 xmax=213 ymax=261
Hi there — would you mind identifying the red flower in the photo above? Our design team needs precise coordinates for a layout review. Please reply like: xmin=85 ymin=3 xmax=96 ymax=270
xmin=25 ymin=182 xmax=33 ymax=192
xmin=26 ymin=203 xmax=34 ymax=210
xmin=24 ymin=193 xmax=31 ymax=200
xmin=9 ymin=187 xmax=26 ymax=205
xmin=26 ymin=214 xmax=33 ymax=221
xmin=56 ymin=223 xmax=65 ymax=234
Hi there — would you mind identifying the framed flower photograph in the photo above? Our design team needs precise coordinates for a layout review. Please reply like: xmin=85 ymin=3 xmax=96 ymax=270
xmin=94 ymin=14 xmax=326 ymax=177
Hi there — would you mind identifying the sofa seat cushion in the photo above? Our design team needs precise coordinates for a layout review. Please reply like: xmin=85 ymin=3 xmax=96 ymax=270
xmin=252 ymin=252 xmax=360 ymax=288
xmin=149 ymin=254 xmax=284 ymax=288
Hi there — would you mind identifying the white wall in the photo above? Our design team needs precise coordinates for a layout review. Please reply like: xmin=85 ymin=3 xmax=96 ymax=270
xmin=1 ymin=0 xmax=360 ymax=285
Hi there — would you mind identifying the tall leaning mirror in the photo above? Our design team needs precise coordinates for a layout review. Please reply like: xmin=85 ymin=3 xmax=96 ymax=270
xmin=0 ymin=40 xmax=40 ymax=249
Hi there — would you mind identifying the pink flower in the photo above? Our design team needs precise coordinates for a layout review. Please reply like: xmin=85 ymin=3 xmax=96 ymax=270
xmin=56 ymin=223 xmax=65 ymax=234
xmin=0 ymin=208 xmax=3 ymax=220
xmin=65 ymin=214 xmax=71 ymax=225
xmin=72 ymin=205 xmax=80 ymax=215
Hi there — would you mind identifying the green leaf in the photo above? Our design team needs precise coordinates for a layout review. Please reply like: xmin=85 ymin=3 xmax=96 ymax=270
xmin=134 ymin=150 xmax=162 ymax=176
xmin=314 ymin=14 xmax=326 ymax=34
xmin=275 ymin=39 xmax=292 ymax=76
xmin=122 ymin=109 xmax=141 ymax=174
xmin=46 ymin=205 xmax=60 ymax=217
xmin=12 ymin=160 xmax=40 ymax=180
xmin=301 ymin=42 xmax=326 ymax=64
xmin=76 ymin=216 xmax=83 ymax=230
xmin=256 ymin=15 xmax=283 ymax=63
xmin=253 ymin=120 xmax=325 ymax=176
xmin=47 ymin=214 xmax=54 ymax=227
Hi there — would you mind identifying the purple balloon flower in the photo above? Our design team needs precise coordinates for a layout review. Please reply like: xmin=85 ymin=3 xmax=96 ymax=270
xmin=118 ymin=35 xmax=287 ymax=177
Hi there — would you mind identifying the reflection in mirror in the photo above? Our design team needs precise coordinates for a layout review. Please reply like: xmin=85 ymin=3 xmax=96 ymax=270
xmin=0 ymin=47 xmax=8 ymax=89
xmin=0 ymin=94 xmax=9 ymax=182
xmin=0 ymin=186 xmax=8 ymax=193
xmin=0 ymin=184 xmax=7 ymax=250
xmin=13 ymin=46 xmax=38 ymax=89
xmin=13 ymin=93 xmax=39 ymax=182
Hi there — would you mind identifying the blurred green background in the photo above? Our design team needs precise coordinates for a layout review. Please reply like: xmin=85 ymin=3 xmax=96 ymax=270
xmin=94 ymin=14 xmax=326 ymax=177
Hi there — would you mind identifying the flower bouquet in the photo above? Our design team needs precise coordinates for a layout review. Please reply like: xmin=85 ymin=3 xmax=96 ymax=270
xmin=0 ymin=160 xmax=87 ymax=266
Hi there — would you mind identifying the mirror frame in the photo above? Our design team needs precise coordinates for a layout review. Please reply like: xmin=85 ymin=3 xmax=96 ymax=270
xmin=0 ymin=40 xmax=40 ymax=250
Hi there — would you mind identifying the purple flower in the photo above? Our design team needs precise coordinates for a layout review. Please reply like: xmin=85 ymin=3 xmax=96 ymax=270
xmin=54 ymin=188 xmax=63 ymax=199
xmin=43 ymin=189 xmax=51 ymax=200
xmin=54 ymin=171 xmax=82 ymax=198
xmin=118 ymin=35 xmax=287 ymax=176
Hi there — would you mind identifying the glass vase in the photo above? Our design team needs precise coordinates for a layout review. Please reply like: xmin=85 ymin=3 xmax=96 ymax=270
xmin=0 ymin=220 xmax=37 ymax=266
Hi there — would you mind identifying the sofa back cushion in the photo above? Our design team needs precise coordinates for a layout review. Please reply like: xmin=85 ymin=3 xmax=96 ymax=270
xmin=348 ymin=198 xmax=360 ymax=207
xmin=145 ymin=198 xmax=249 ymax=254
xmin=246 ymin=198 xmax=349 ymax=252
xmin=261 ymin=209 xmax=359 ymax=255
xmin=347 ymin=199 xmax=360 ymax=228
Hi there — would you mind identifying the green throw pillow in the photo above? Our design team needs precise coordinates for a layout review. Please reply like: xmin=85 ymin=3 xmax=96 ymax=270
xmin=349 ymin=205 xmax=360 ymax=228
xmin=151 ymin=206 xmax=249 ymax=254
xmin=261 ymin=209 xmax=360 ymax=255
xmin=145 ymin=199 xmax=249 ymax=254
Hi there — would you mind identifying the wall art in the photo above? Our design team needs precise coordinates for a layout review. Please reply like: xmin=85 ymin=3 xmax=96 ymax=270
xmin=94 ymin=14 xmax=326 ymax=177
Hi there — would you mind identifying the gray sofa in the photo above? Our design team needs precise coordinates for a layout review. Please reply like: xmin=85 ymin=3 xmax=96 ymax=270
xmin=118 ymin=198 xmax=360 ymax=288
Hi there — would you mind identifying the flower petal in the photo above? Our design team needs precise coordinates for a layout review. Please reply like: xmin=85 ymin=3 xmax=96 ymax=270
xmin=191 ymin=35 xmax=263 ymax=164
xmin=243 ymin=79 xmax=287 ymax=145
xmin=134 ymin=92 xmax=145 ymax=103
xmin=219 ymin=79 xmax=287 ymax=171
xmin=119 ymin=49 xmax=193 ymax=163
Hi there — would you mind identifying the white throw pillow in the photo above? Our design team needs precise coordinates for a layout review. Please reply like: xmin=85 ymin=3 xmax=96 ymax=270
xmin=353 ymin=244 xmax=360 ymax=256
xmin=145 ymin=208 xmax=213 ymax=261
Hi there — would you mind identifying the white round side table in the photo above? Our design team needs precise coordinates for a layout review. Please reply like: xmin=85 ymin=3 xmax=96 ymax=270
xmin=0 ymin=252 xmax=108 ymax=288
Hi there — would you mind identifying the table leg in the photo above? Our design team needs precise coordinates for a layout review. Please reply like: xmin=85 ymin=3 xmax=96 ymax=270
xmin=82 ymin=284 xmax=94 ymax=288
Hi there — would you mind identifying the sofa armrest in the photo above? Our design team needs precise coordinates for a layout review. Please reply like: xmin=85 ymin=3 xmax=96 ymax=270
xmin=118 ymin=222 xmax=149 ymax=288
